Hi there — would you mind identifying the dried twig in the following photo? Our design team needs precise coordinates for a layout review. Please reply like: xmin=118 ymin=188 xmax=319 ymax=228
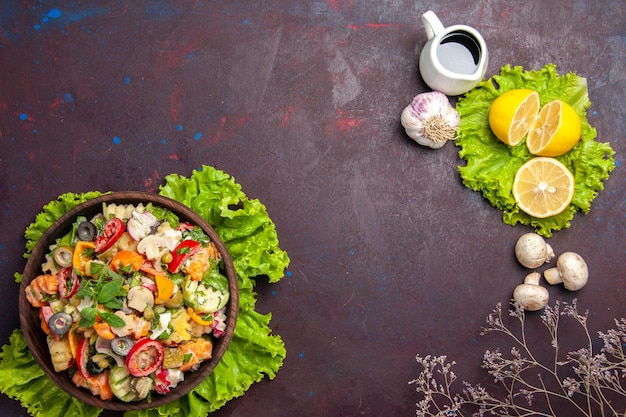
xmin=410 ymin=300 xmax=626 ymax=417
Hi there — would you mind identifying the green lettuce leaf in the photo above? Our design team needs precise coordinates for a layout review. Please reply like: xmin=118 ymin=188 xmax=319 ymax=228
xmin=0 ymin=165 xmax=290 ymax=417
xmin=455 ymin=64 xmax=616 ymax=237
xmin=0 ymin=330 xmax=102 ymax=417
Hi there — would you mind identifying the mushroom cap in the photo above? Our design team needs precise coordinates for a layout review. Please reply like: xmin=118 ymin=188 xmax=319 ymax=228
xmin=557 ymin=252 xmax=589 ymax=291
xmin=513 ymin=282 xmax=549 ymax=311
xmin=515 ymin=233 xmax=555 ymax=269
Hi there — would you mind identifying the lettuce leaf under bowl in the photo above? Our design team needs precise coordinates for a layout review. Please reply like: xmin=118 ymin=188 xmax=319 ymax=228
xmin=455 ymin=64 xmax=616 ymax=237
xmin=0 ymin=165 xmax=290 ymax=417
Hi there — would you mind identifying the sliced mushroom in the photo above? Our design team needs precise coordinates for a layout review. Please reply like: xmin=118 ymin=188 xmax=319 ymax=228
xmin=127 ymin=286 xmax=155 ymax=313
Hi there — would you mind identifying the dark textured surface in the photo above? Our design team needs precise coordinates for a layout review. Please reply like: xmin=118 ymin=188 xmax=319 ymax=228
xmin=1 ymin=1 xmax=624 ymax=416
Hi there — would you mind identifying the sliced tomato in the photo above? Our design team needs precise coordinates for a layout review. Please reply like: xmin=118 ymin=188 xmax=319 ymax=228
xmin=58 ymin=267 xmax=80 ymax=299
xmin=95 ymin=217 xmax=125 ymax=253
xmin=77 ymin=336 xmax=92 ymax=378
xmin=167 ymin=240 xmax=200 ymax=273
xmin=125 ymin=338 xmax=164 ymax=377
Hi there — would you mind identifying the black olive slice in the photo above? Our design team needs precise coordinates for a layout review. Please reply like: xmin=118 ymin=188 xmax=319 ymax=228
xmin=77 ymin=221 xmax=97 ymax=241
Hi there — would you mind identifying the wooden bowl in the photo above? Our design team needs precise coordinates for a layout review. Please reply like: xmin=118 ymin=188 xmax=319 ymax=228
xmin=19 ymin=192 xmax=239 ymax=411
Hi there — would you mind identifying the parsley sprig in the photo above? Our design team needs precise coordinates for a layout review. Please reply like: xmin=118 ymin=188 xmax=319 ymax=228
xmin=76 ymin=262 xmax=127 ymax=328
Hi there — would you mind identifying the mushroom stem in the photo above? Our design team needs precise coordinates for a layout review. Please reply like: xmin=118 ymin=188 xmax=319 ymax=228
xmin=544 ymin=267 xmax=562 ymax=285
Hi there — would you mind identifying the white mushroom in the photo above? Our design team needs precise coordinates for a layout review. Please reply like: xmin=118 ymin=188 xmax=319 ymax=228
xmin=513 ymin=272 xmax=549 ymax=311
xmin=515 ymin=233 xmax=555 ymax=269
xmin=544 ymin=252 xmax=588 ymax=291
xmin=111 ymin=311 xmax=135 ymax=337
xmin=127 ymin=286 xmax=155 ymax=313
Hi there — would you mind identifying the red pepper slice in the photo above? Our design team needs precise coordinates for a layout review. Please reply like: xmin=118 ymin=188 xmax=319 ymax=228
xmin=77 ymin=337 xmax=92 ymax=378
xmin=167 ymin=240 xmax=200 ymax=273
xmin=95 ymin=217 xmax=125 ymax=253
xmin=125 ymin=338 xmax=164 ymax=377
xmin=58 ymin=267 xmax=80 ymax=299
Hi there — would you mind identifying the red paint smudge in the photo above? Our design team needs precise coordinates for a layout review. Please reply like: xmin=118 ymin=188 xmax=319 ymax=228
xmin=331 ymin=109 xmax=364 ymax=133
xmin=206 ymin=115 xmax=250 ymax=144
xmin=211 ymin=117 xmax=227 ymax=144
xmin=168 ymin=153 xmax=179 ymax=160
xmin=281 ymin=105 xmax=298 ymax=128
xmin=326 ymin=0 xmax=355 ymax=12
xmin=143 ymin=170 xmax=161 ymax=193
xmin=50 ymin=97 xmax=64 ymax=109
xmin=156 ymin=39 xmax=201 ymax=77
xmin=27 ymin=151 xmax=36 ymax=161
xmin=169 ymin=84 xmax=183 ymax=122
xmin=348 ymin=23 xmax=393 ymax=31
xmin=334 ymin=117 xmax=363 ymax=131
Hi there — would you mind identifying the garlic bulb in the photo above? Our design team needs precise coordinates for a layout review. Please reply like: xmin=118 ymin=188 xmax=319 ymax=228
xmin=400 ymin=91 xmax=460 ymax=149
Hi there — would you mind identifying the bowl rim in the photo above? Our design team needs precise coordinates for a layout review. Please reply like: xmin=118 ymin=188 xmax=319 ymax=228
xmin=19 ymin=191 xmax=239 ymax=411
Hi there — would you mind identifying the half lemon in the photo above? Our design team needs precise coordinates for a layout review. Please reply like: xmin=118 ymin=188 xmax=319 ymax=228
xmin=526 ymin=99 xmax=581 ymax=156
xmin=512 ymin=157 xmax=575 ymax=218
xmin=489 ymin=89 xmax=540 ymax=146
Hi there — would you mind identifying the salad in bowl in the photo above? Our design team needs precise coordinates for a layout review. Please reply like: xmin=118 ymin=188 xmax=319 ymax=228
xmin=19 ymin=192 xmax=238 ymax=411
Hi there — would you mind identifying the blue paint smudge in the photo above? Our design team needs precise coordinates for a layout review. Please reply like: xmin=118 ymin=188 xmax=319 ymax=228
xmin=243 ymin=19 xmax=249 ymax=24
xmin=124 ymin=77 xmax=130 ymax=84
xmin=145 ymin=4 xmax=180 ymax=18
xmin=35 ymin=7 xmax=111 ymax=31
xmin=194 ymin=132 xmax=202 ymax=141
xmin=64 ymin=93 xmax=74 ymax=102
xmin=285 ymin=270 xmax=292 ymax=277
xmin=48 ymin=9 xmax=63 ymax=19
xmin=299 ymin=352 xmax=304 ymax=358
xmin=161 ymin=139 xmax=167 ymax=144
xmin=186 ymin=51 xmax=200 ymax=60
xmin=19 ymin=113 xmax=28 ymax=121
xmin=308 ymin=391 xmax=313 ymax=397
xmin=176 ymin=125 xmax=183 ymax=131
xmin=271 ymin=290 xmax=276 ymax=296
xmin=113 ymin=136 xmax=121 ymax=145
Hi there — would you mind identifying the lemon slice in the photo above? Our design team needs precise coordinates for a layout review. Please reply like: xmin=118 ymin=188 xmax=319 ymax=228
xmin=526 ymin=99 xmax=581 ymax=156
xmin=512 ymin=157 xmax=575 ymax=218
xmin=489 ymin=89 xmax=540 ymax=146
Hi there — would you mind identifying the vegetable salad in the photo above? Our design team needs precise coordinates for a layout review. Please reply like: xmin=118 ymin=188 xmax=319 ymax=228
xmin=24 ymin=202 xmax=230 ymax=402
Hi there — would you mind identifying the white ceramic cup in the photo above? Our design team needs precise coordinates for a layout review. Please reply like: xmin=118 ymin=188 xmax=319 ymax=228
xmin=418 ymin=11 xmax=488 ymax=96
